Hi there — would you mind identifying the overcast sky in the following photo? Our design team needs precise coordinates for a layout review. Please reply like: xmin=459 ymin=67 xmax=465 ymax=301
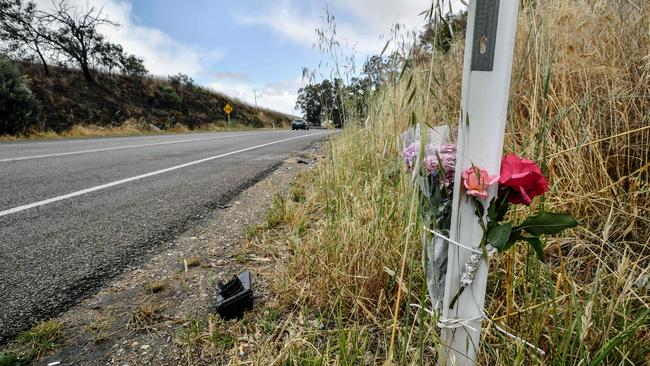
xmin=35 ymin=0 xmax=464 ymax=114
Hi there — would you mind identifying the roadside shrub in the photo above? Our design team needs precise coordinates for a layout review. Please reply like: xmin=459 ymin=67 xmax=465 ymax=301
xmin=213 ymin=119 xmax=227 ymax=128
xmin=0 ymin=352 xmax=29 ymax=366
xmin=0 ymin=57 xmax=40 ymax=135
xmin=168 ymin=73 xmax=195 ymax=114
xmin=158 ymin=85 xmax=182 ymax=109
xmin=183 ymin=116 xmax=203 ymax=130
xmin=119 ymin=55 xmax=148 ymax=78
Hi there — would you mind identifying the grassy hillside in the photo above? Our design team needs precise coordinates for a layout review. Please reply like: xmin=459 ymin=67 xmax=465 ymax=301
xmin=238 ymin=0 xmax=649 ymax=364
xmin=12 ymin=61 xmax=294 ymax=136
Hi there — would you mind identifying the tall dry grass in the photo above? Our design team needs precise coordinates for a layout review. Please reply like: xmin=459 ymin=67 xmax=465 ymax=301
xmin=244 ymin=0 xmax=649 ymax=364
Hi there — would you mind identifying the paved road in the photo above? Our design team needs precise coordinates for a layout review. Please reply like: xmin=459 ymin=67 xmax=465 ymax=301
xmin=0 ymin=129 xmax=327 ymax=340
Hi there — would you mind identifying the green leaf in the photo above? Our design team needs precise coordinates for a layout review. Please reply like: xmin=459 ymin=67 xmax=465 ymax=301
xmin=407 ymin=86 xmax=417 ymax=105
xmin=518 ymin=212 xmax=578 ymax=236
xmin=525 ymin=236 xmax=544 ymax=261
xmin=506 ymin=232 xmax=544 ymax=261
xmin=398 ymin=58 xmax=409 ymax=81
xmin=486 ymin=197 xmax=498 ymax=221
xmin=409 ymin=111 xmax=417 ymax=126
xmin=472 ymin=199 xmax=485 ymax=221
xmin=487 ymin=195 xmax=510 ymax=223
xmin=487 ymin=222 xmax=512 ymax=251
xmin=417 ymin=176 xmax=430 ymax=199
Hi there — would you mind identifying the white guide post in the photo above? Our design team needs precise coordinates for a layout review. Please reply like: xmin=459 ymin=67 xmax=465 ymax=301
xmin=439 ymin=1 xmax=519 ymax=365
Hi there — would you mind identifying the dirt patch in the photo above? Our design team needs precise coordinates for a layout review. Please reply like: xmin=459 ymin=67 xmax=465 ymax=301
xmin=6 ymin=146 xmax=323 ymax=365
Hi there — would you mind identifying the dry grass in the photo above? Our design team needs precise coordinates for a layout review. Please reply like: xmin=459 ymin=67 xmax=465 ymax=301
xmin=184 ymin=256 xmax=202 ymax=268
xmin=175 ymin=315 xmax=240 ymax=364
xmin=126 ymin=303 xmax=164 ymax=334
xmin=85 ymin=317 xmax=115 ymax=344
xmin=0 ymin=122 xmax=269 ymax=142
xmin=243 ymin=0 xmax=649 ymax=364
xmin=0 ymin=124 xmax=144 ymax=141
xmin=144 ymin=280 xmax=167 ymax=294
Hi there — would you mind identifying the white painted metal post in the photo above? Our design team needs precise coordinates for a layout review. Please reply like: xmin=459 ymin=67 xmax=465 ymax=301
xmin=439 ymin=1 xmax=520 ymax=365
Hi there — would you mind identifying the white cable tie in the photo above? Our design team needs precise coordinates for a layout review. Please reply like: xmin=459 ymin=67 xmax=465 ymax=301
xmin=435 ymin=311 xmax=545 ymax=355
xmin=437 ymin=315 xmax=483 ymax=333
xmin=423 ymin=226 xmax=482 ymax=254
xmin=410 ymin=303 xmax=436 ymax=316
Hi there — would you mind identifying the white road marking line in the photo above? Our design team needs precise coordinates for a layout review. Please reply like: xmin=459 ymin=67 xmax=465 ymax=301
xmin=0 ymin=132 xmax=325 ymax=218
xmin=0 ymin=132 xmax=270 ymax=162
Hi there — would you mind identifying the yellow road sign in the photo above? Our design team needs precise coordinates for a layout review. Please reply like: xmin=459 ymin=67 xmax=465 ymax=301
xmin=224 ymin=103 xmax=233 ymax=114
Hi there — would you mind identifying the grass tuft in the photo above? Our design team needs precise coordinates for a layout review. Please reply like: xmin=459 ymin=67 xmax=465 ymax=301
xmin=184 ymin=256 xmax=202 ymax=268
xmin=85 ymin=317 xmax=114 ymax=344
xmin=126 ymin=303 xmax=163 ymax=333
xmin=144 ymin=280 xmax=167 ymax=294
xmin=0 ymin=352 xmax=28 ymax=366
xmin=16 ymin=320 xmax=63 ymax=360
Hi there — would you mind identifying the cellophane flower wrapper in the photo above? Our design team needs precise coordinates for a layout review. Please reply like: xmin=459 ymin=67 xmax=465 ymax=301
xmin=401 ymin=125 xmax=455 ymax=311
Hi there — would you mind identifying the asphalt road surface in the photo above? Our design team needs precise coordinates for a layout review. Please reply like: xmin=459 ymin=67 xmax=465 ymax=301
xmin=0 ymin=129 xmax=327 ymax=340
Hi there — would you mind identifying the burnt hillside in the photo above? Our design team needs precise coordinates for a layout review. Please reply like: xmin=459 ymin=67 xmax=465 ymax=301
xmin=18 ymin=62 xmax=293 ymax=133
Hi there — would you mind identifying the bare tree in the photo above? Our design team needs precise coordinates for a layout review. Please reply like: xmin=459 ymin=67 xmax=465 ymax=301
xmin=39 ymin=0 xmax=116 ymax=82
xmin=0 ymin=0 xmax=52 ymax=75
xmin=1 ymin=0 xmax=147 ymax=81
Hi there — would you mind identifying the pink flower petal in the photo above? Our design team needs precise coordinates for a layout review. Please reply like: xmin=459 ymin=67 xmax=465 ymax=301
xmin=518 ymin=185 xmax=532 ymax=205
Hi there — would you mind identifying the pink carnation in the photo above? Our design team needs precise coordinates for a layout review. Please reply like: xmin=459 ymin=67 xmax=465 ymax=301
xmin=425 ymin=143 xmax=457 ymax=186
xmin=402 ymin=142 xmax=420 ymax=169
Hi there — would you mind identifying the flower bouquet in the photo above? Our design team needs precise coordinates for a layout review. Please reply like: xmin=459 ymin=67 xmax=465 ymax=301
xmin=401 ymin=125 xmax=456 ymax=311
xmin=403 ymin=126 xmax=578 ymax=311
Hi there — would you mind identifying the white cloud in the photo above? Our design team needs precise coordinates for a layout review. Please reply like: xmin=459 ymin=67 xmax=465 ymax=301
xmin=208 ymin=77 xmax=303 ymax=115
xmin=332 ymin=0 xmax=465 ymax=31
xmin=235 ymin=0 xmax=465 ymax=56
xmin=332 ymin=0 xmax=426 ymax=32
xmin=200 ymin=72 xmax=250 ymax=82
xmin=33 ymin=0 xmax=223 ymax=77
xmin=32 ymin=0 xmax=296 ymax=114
xmin=236 ymin=2 xmax=383 ymax=54
xmin=235 ymin=2 xmax=320 ymax=48
xmin=259 ymin=78 xmax=303 ymax=115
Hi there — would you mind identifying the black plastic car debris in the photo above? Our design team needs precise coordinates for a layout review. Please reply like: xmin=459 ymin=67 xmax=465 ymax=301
xmin=215 ymin=270 xmax=253 ymax=319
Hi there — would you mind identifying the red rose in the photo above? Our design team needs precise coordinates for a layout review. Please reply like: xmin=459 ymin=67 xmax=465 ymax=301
xmin=499 ymin=154 xmax=548 ymax=205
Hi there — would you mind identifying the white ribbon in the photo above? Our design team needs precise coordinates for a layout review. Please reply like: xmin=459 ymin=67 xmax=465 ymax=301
xmin=423 ymin=226 xmax=483 ymax=254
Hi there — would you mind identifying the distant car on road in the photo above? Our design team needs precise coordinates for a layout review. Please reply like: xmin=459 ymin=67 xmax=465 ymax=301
xmin=291 ymin=119 xmax=309 ymax=130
